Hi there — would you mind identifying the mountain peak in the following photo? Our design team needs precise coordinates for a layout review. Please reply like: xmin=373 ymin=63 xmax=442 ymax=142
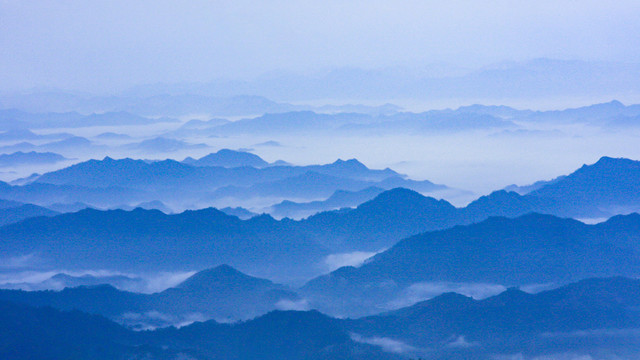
xmin=593 ymin=155 xmax=632 ymax=166
xmin=176 ymin=265 xmax=271 ymax=291
xmin=207 ymin=264 xmax=242 ymax=276
xmin=527 ymin=156 xmax=640 ymax=214
xmin=574 ymin=156 xmax=640 ymax=175
xmin=397 ymin=291 xmax=475 ymax=314
xmin=430 ymin=291 xmax=474 ymax=305
xmin=331 ymin=158 xmax=368 ymax=169
xmin=184 ymin=149 xmax=268 ymax=168
xmin=363 ymin=187 xmax=430 ymax=207
xmin=465 ymin=190 xmax=523 ymax=207
xmin=371 ymin=187 xmax=423 ymax=201
xmin=356 ymin=188 xmax=456 ymax=215
xmin=216 ymin=149 xmax=244 ymax=155
xmin=590 ymin=99 xmax=625 ymax=109
xmin=601 ymin=212 xmax=640 ymax=227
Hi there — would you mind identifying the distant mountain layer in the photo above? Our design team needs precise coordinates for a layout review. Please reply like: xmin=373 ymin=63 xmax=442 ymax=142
xmin=124 ymin=136 xmax=208 ymax=153
xmin=0 ymin=180 xmax=148 ymax=208
xmin=2 ymin=277 xmax=640 ymax=360
xmin=0 ymin=136 xmax=101 ymax=154
xmin=0 ymin=265 xmax=301 ymax=328
xmin=22 ymin=155 xmax=446 ymax=209
xmin=3 ymin=59 xmax=640 ymax=112
xmin=152 ymin=100 xmax=640 ymax=138
xmin=219 ymin=206 xmax=258 ymax=219
xmin=0 ymin=129 xmax=73 ymax=141
xmin=0 ymin=91 xmax=401 ymax=117
xmin=0 ymin=151 xmax=68 ymax=167
xmin=3 ymin=86 xmax=640 ymax=130
xmin=0 ymin=109 xmax=178 ymax=129
xmin=271 ymin=187 xmax=385 ymax=219
xmin=175 ymin=99 xmax=640 ymax=135
xmin=503 ymin=176 xmax=566 ymax=194
xmin=2 ymin=272 xmax=146 ymax=292
xmin=34 ymin=156 xmax=400 ymax=189
xmin=15 ymin=155 xmax=640 ymax=220
xmin=115 ymin=200 xmax=173 ymax=214
xmin=0 ymin=203 xmax=59 ymax=226
xmin=189 ymin=110 xmax=515 ymax=136
xmin=0 ymin=198 xmax=24 ymax=209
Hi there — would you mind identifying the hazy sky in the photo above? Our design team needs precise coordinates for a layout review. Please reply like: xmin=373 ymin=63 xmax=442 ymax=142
xmin=1 ymin=0 xmax=640 ymax=93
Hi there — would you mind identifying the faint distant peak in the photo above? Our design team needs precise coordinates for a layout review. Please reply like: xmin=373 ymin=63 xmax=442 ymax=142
xmin=593 ymin=99 xmax=625 ymax=108
xmin=95 ymin=132 xmax=131 ymax=139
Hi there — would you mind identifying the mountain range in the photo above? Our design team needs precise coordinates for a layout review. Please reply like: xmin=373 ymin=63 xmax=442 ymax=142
xmin=0 ymin=207 xmax=330 ymax=281
xmin=4 ymin=63 xmax=640 ymax=360
xmin=0 ymin=180 xmax=147 ymax=208
xmin=0 ymin=202 xmax=59 ymax=226
xmin=5 ymin=59 xmax=639 ymax=107
xmin=125 ymin=137 xmax=208 ymax=154
xmin=301 ymin=213 xmax=640 ymax=316
xmin=2 ymin=277 xmax=640 ymax=360
xmin=527 ymin=156 xmax=640 ymax=215
xmin=345 ymin=276 xmax=640 ymax=359
xmin=0 ymin=136 xmax=102 ymax=155
xmin=173 ymin=110 xmax=516 ymax=136
xmin=3 ymin=154 xmax=640 ymax=279
xmin=0 ymin=129 xmax=73 ymax=142
xmin=3 ymin=156 xmax=640 ymax=293
xmin=1 ymin=272 xmax=147 ymax=292
xmin=0 ymin=188 xmax=501 ymax=281
xmin=470 ymin=156 xmax=640 ymax=218
xmin=3 ymin=193 xmax=640 ymax=311
xmin=4 ymin=154 xmax=638 ymax=221
xmin=0 ymin=265 xmax=301 ymax=328
xmin=183 ymin=149 xmax=270 ymax=168
xmin=0 ymin=151 xmax=69 ymax=167
xmin=270 ymin=187 xmax=385 ymax=219
xmin=0 ymin=109 xmax=178 ymax=129
xmin=7 ymin=153 xmax=445 ymax=209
